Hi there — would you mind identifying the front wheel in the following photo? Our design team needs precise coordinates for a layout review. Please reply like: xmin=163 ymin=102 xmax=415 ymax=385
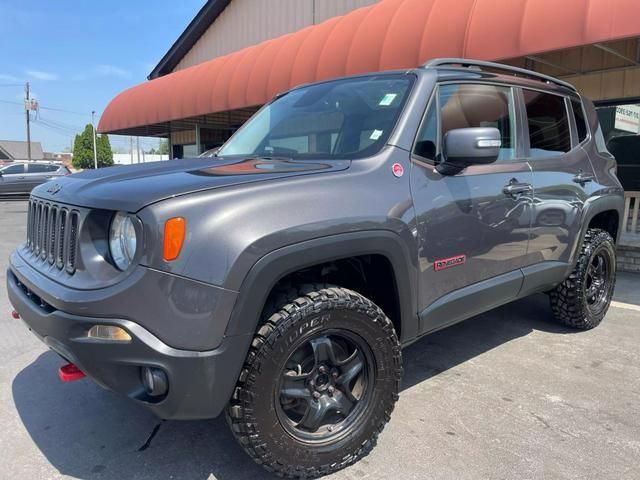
xmin=226 ymin=286 xmax=402 ymax=478
xmin=549 ymin=228 xmax=616 ymax=329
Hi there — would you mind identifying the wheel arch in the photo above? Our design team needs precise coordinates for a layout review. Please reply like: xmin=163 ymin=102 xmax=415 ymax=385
xmin=224 ymin=230 xmax=419 ymax=344
xmin=569 ymin=194 xmax=624 ymax=268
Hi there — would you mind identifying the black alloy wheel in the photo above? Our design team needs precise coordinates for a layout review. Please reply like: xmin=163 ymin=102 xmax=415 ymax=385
xmin=549 ymin=228 xmax=616 ymax=329
xmin=227 ymin=285 xmax=402 ymax=478
xmin=584 ymin=249 xmax=612 ymax=315
xmin=276 ymin=331 xmax=374 ymax=442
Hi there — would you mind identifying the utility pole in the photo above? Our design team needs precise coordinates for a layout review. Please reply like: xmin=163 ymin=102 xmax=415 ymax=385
xmin=91 ymin=111 xmax=98 ymax=169
xmin=25 ymin=82 xmax=31 ymax=162
xmin=136 ymin=137 xmax=140 ymax=163
xmin=130 ymin=137 xmax=134 ymax=164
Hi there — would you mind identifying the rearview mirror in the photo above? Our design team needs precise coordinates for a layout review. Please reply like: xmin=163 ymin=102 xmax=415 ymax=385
xmin=436 ymin=127 xmax=501 ymax=175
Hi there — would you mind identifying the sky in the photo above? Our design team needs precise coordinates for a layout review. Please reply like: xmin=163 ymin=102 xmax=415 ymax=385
xmin=0 ymin=0 xmax=206 ymax=153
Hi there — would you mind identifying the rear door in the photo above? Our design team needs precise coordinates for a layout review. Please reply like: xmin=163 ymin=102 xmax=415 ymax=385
xmin=25 ymin=163 xmax=56 ymax=191
xmin=521 ymin=89 xmax=596 ymax=268
xmin=0 ymin=163 xmax=27 ymax=194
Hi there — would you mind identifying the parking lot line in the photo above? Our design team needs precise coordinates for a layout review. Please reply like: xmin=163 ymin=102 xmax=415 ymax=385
xmin=610 ymin=300 xmax=640 ymax=312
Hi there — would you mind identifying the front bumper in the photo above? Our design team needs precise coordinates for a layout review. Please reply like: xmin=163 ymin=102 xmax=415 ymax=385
xmin=7 ymin=263 xmax=252 ymax=420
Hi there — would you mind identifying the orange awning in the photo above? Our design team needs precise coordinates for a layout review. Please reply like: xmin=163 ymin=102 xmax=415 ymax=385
xmin=99 ymin=0 xmax=640 ymax=134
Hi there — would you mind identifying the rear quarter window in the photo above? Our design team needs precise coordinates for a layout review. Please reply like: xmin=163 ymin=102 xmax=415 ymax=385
xmin=571 ymin=98 xmax=588 ymax=143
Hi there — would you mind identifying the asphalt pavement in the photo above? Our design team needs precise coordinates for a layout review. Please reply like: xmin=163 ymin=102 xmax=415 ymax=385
xmin=0 ymin=199 xmax=639 ymax=480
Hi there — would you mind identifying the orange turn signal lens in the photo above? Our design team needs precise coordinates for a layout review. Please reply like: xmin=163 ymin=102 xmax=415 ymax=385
xmin=163 ymin=217 xmax=185 ymax=261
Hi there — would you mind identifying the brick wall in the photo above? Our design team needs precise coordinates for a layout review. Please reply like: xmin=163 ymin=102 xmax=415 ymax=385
xmin=618 ymin=244 xmax=640 ymax=273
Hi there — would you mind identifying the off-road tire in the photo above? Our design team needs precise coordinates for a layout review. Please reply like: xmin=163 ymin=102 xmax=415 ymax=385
xmin=226 ymin=286 xmax=402 ymax=478
xmin=549 ymin=228 xmax=616 ymax=329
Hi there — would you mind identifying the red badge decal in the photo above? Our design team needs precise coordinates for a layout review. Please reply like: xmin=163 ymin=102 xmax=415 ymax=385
xmin=434 ymin=254 xmax=466 ymax=271
xmin=392 ymin=163 xmax=404 ymax=177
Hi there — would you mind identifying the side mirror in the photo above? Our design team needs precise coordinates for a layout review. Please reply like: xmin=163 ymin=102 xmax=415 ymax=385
xmin=436 ymin=127 xmax=501 ymax=175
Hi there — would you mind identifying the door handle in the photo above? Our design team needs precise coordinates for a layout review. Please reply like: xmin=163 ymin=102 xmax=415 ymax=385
xmin=503 ymin=180 xmax=532 ymax=197
xmin=573 ymin=172 xmax=595 ymax=185
xmin=18 ymin=176 xmax=25 ymax=179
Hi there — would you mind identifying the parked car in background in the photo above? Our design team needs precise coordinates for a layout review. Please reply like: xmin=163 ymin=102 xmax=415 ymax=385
xmin=0 ymin=162 xmax=70 ymax=195
xmin=607 ymin=135 xmax=640 ymax=192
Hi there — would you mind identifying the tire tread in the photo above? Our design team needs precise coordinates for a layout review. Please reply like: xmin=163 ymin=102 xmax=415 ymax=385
xmin=226 ymin=285 xmax=401 ymax=478
xmin=549 ymin=228 xmax=616 ymax=330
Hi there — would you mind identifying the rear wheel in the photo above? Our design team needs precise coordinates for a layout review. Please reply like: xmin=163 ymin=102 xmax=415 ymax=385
xmin=226 ymin=286 xmax=402 ymax=478
xmin=549 ymin=228 xmax=616 ymax=329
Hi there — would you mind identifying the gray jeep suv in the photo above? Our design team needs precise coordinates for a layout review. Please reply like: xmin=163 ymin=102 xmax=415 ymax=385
xmin=7 ymin=59 xmax=624 ymax=478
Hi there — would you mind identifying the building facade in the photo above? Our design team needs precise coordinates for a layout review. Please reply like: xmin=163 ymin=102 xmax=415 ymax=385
xmin=143 ymin=0 xmax=381 ymax=157
xmin=100 ymin=0 xmax=640 ymax=154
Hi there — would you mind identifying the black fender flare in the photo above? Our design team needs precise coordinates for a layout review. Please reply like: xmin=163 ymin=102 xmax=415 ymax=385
xmin=224 ymin=230 xmax=419 ymax=344
xmin=568 ymin=193 xmax=624 ymax=271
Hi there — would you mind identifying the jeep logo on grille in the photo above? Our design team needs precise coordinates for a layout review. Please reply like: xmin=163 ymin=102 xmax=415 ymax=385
xmin=46 ymin=183 xmax=62 ymax=195
xmin=434 ymin=254 xmax=466 ymax=271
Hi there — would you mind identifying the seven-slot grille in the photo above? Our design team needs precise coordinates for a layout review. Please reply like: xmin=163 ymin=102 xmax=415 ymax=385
xmin=26 ymin=198 xmax=80 ymax=274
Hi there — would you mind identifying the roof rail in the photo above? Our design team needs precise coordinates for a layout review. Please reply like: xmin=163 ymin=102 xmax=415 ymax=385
xmin=423 ymin=58 xmax=577 ymax=92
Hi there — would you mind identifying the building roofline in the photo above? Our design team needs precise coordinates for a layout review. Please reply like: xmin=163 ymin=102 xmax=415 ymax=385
xmin=0 ymin=144 xmax=11 ymax=160
xmin=148 ymin=0 xmax=232 ymax=80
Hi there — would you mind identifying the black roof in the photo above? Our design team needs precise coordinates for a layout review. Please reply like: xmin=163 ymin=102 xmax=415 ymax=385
xmin=148 ymin=0 xmax=232 ymax=80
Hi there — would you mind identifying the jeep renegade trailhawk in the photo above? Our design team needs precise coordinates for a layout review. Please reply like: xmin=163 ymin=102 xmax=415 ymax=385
xmin=7 ymin=59 xmax=624 ymax=478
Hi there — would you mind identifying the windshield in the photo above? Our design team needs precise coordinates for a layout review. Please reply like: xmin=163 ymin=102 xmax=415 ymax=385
xmin=218 ymin=74 xmax=414 ymax=160
xmin=198 ymin=147 xmax=219 ymax=158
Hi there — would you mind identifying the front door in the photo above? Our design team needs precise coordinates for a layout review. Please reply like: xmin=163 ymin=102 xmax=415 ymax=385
xmin=410 ymin=83 xmax=533 ymax=334
xmin=521 ymin=90 xmax=595 ymax=267
xmin=0 ymin=163 xmax=27 ymax=194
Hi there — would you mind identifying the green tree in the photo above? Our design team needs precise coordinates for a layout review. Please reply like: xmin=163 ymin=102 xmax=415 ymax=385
xmin=97 ymin=134 xmax=113 ymax=166
xmin=158 ymin=138 xmax=169 ymax=155
xmin=72 ymin=125 xmax=114 ymax=169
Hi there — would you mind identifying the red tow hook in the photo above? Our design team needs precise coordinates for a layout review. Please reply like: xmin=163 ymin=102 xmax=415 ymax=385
xmin=58 ymin=363 xmax=86 ymax=382
xmin=11 ymin=310 xmax=20 ymax=319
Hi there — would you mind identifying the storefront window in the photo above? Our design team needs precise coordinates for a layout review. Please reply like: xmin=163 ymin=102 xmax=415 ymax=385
xmin=182 ymin=144 xmax=199 ymax=158
xmin=596 ymin=103 xmax=640 ymax=191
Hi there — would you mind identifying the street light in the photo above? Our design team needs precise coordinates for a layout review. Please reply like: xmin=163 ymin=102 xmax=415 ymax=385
xmin=91 ymin=110 xmax=98 ymax=169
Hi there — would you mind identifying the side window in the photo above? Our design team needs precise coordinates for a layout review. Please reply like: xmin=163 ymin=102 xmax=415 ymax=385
xmin=439 ymin=84 xmax=516 ymax=161
xmin=27 ymin=164 xmax=49 ymax=173
xmin=523 ymin=90 xmax=571 ymax=157
xmin=413 ymin=98 xmax=437 ymax=162
xmin=1 ymin=164 xmax=24 ymax=174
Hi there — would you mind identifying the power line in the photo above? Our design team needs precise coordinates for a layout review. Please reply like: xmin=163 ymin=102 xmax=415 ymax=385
xmin=34 ymin=120 xmax=77 ymax=137
xmin=39 ymin=105 xmax=92 ymax=116
xmin=0 ymin=99 xmax=23 ymax=106
xmin=37 ymin=113 xmax=85 ymax=132
xmin=0 ymin=98 xmax=92 ymax=117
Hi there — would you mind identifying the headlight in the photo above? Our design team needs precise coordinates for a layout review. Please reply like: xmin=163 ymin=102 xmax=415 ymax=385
xmin=109 ymin=212 xmax=137 ymax=270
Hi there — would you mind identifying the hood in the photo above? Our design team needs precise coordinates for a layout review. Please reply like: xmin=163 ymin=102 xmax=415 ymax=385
xmin=31 ymin=157 xmax=350 ymax=211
